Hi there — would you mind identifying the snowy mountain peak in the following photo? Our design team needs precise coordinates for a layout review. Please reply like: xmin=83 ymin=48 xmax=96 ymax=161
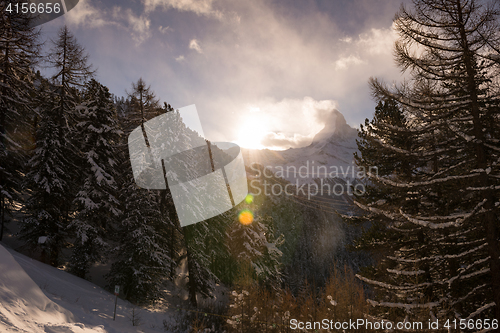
xmin=310 ymin=109 xmax=358 ymax=145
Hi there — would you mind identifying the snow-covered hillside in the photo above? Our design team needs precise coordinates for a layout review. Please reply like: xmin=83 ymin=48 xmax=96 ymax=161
xmin=0 ymin=243 xmax=173 ymax=333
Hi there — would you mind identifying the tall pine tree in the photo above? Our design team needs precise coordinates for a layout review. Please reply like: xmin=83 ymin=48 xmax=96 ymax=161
xmin=48 ymin=24 xmax=94 ymax=230
xmin=68 ymin=79 xmax=122 ymax=279
xmin=0 ymin=1 xmax=40 ymax=240
xmin=106 ymin=80 xmax=174 ymax=304
xmin=354 ymin=0 xmax=500 ymax=322
xmin=106 ymin=172 xmax=173 ymax=304
xmin=22 ymin=25 xmax=94 ymax=266
xmin=227 ymin=214 xmax=284 ymax=291
xmin=48 ymin=25 xmax=94 ymax=130
xmin=21 ymin=81 xmax=72 ymax=266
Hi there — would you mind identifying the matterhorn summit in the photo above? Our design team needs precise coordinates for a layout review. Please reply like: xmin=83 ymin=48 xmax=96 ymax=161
xmin=310 ymin=109 xmax=358 ymax=145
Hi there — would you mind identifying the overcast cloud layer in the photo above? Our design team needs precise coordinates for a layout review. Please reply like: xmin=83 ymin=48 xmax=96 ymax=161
xmin=42 ymin=0 xmax=408 ymax=149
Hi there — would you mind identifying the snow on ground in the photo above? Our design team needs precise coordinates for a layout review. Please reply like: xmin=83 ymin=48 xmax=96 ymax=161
xmin=0 ymin=243 xmax=172 ymax=333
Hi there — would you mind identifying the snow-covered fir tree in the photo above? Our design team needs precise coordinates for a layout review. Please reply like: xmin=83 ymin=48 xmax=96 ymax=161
xmin=106 ymin=81 xmax=174 ymax=304
xmin=0 ymin=1 xmax=41 ymax=240
xmin=201 ymin=211 xmax=239 ymax=286
xmin=151 ymin=106 xmax=229 ymax=307
xmin=20 ymin=81 xmax=72 ymax=266
xmin=354 ymin=0 xmax=500 ymax=322
xmin=68 ymin=79 xmax=122 ymax=279
xmin=228 ymin=214 xmax=284 ymax=291
xmin=106 ymin=171 xmax=174 ymax=304
xmin=183 ymin=220 xmax=220 ymax=307
xmin=21 ymin=25 xmax=94 ymax=267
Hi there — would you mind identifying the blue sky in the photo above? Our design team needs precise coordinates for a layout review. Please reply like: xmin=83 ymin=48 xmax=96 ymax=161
xmin=42 ymin=0 xmax=409 ymax=149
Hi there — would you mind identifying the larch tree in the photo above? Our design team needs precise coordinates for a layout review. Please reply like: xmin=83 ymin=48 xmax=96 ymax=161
xmin=48 ymin=25 xmax=94 ymax=131
xmin=22 ymin=25 xmax=94 ymax=266
xmin=126 ymin=78 xmax=161 ymax=131
xmin=354 ymin=0 xmax=500 ymax=323
xmin=47 ymin=25 xmax=94 ymax=226
xmin=0 ymin=1 xmax=40 ymax=241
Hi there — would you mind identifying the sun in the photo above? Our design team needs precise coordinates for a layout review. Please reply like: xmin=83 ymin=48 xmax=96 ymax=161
xmin=236 ymin=110 xmax=268 ymax=149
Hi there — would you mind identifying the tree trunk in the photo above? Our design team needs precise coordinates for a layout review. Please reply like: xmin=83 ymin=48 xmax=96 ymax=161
xmin=0 ymin=203 xmax=4 ymax=242
xmin=186 ymin=246 xmax=197 ymax=307
xmin=0 ymin=22 xmax=10 ymax=243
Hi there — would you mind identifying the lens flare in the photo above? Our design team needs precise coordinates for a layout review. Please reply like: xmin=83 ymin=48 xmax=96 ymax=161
xmin=245 ymin=194 xmax=254 ymax=204
xmin=238 ymin=209 xmax=254 ymax=225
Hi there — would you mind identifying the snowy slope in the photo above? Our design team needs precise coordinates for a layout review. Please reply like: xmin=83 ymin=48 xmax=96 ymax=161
xmin=0 ymin=243 xmax=171 ymax=333
xmin=0 ymin=244 xmax=80 ymax=332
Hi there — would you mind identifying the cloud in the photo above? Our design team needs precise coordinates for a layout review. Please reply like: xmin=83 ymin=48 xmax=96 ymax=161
xmin=335 ymin=55 xmax=364 ymax=70
xmin=311 ymin=99 xmax=341 ymax=125
xmin=260 ymin=132 xmax=312 ymax=149
xmin=64 ymin=0 xmax=231 ymax=45
xmin=64 ymin=0 xmax=108 ymax=27
xmin=175 ymin=0 xmax=400 ymax=144
xmin=65 ymin=1 xmax=153 ymax=43
xmin=357 ymin=25 xmax=397 ymax=55
xmin=230 ymin=97 xmax=341 ymax=149
xmin=241 ymin=97 xmax=350 ymax=149
xmin=143 ymin=0 xmax=223 ymax=19
xmin=63 ymin=1 xmax=152 ymax=44
xmin=189 ymin=39 xmax=203 ymax=53
xmin=60 ymin=0 xmax=403 ymax=149
xmin=112 ymin=7 xmax=151 ymax=43
xmin=158 ymin=25 xmax=172 ymax=34
xmin=339 ymin=36 xmax=353 ymax=43
xmin=192 ymin=0 xmax=397 ymax=94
